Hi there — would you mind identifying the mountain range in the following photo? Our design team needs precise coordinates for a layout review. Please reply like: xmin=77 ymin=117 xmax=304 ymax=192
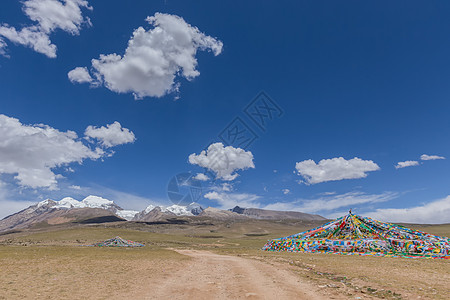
xmin=230 ymin=206 xmax=324 ymax=221
xmin=0 ymin=195 xmax=325 ymax=232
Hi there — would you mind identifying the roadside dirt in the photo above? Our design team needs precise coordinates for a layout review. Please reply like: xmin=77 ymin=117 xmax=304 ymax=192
xmin=147 ymin=249 xmax=341 ymax=300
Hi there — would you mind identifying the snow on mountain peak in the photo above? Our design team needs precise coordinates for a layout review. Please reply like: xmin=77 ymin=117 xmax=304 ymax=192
xmin=116 ymin=210 xmax=139 ymax=221
xmin=162 ymin=204 xmax=193 ymax=216
xmin=37 ymin=199 xmax=55 ymax=208
xmin=36 ymin=195 xmax=119 ymax=211
xmin=144 ymin=204 xmax=156 ymax=214
xmin=32 ymin=197 xmax=203 ymax=221
xmin=138 ymin=202 xmax=204 ymax=217
xmin=57 ymin=197 xmax=85 ymax=209
xmin=82 ymin=195 xmax=114 ymax=209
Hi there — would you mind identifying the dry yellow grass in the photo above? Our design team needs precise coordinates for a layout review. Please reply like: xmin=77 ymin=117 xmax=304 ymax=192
xmin=0 ymin=245 xmax=188 ymax=299
xmin=0 ymin=220 xmax=448 ymax=299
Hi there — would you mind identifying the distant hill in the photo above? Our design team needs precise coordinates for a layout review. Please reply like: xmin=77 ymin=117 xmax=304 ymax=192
xmin=198 ymin=207 xmax=248 ymax=220
xmin=230 ymin=206 xmax=326 ymax=221
xmin=133 ymin=206 xmax=176 ymax=222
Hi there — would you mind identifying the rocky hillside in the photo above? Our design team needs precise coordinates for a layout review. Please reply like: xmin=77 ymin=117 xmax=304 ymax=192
xmin=230 ymin=206 xmax=326 ymax=220
xmin=198 ymin=207 xmax=248 ymax=220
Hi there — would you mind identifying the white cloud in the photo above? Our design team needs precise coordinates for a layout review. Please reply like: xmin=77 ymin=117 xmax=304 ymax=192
xmin=23 ymin=0 xmax=92 ymax=34
xmin=0 ymin=114 xmax=133 ymax=189
xmin=85 ymin=121 xmax=136 ymax=148
xmin=204 ymin=191 xmax=261 ymax=209
xmin=70 ymin=13 xmax=223 ymax=99
xmin=420 ymin=154 xmax=445 ymax=161
xmin=208 ymin=182 xmax=233 ymax=192
xmin=193 ymin=173 xmax=209 ymax=181
xmin=295 ymin=157 xmax=380 ymax=184
xmin=393 ymin=155 xmax=445 ymax=169
xmin=365 ymin=196 xmax=450 ymax=224
xmin=68 ymin=67 xmax=93 ymax=84
xmin=189 ymin=143 xmax=255 ymax=181
xmin=320 ymin=191 xmax=336 ymax=196
xmin=68 ymin=185 xmax=81 ymax=190
xmin=221 ymin=183 xmax=233 ymax=192
xmin=0 ymin=38 xmax=7 ymax=56
xmin=0 ymin=26 xmax=56 ymax=57
xmin=0 ymin=0 xmax=92 ymax=58
xmin=282 ymin=188 xmax=290 ymax=195
xmin=264 ymin=191 xmax=398 ymax=214
xmin=395 ymin=160 xmax=419 ymax=169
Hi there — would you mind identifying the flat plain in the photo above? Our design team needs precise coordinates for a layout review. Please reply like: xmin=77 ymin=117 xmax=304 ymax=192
xmin=0 ymin=219 xmax=449 ymax=299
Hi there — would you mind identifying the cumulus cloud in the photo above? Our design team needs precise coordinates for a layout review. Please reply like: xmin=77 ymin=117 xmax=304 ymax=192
xmin=189 ymin=143 xmax=255 ymax=181
xmin=365 ymin=196 xmax=450 ymax=224
xmin=221 ymin=183 xmax=233 ymax=192
xmin=68 ymin=67 xmax=93 ymax=84
xmin=69 ymin=13 xmax=223 ymax=99
xmin=0 ymin=0 xmax=92 ymax=58
xmin=295 ymin=157 xmax=380 ymax=184
xmin=0 ymin=26 xmax=55 ymax=57
xmin=420 ymin=154 xmax=445 ymax=161
xmin=395 ymin=160 xmax=419 ymax=169
xmin=193 ymin=173 xmax=209 ymax=181
xmin=264 ymin=191 xmax=398 ymax=214
xmin=282 ymin=189 xmax=290 ymax=195
xmin=85 ymin=121 xmax=136 ymax=148
xmin=68 ymin=185 xmax=81 ymax=190
xmin=207 ymin=182 xmax=234 ymax=193
xmin=204 ymin=191 xmax=261 ymax=209
xmin=0 ymin=114 xmax=134 ymax=189
xmin=394 ymin=154 xmax=446 ymax=169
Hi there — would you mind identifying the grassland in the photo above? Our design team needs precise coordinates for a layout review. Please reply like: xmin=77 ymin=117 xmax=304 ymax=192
xmin=0 ymin=219 xmax=449 ymax=299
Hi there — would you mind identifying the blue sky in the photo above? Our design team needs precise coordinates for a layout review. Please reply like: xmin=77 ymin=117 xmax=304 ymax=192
xmin=0 ymin=0 xmax=449 ymax=223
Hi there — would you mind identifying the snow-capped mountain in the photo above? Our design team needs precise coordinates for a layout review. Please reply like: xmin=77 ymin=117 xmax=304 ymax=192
xmin=116 ymin=210 xmax=140 ymax=220
xmin=0 ymin=195 xmax=207 ymax=232
xmin=0 ymin=195 xmax=130 ymax=232
xmin=144 ymin=202 xmax=203 ymax=216
xmin=162 ymin=204 xmax=196 ymax=216
xmin=132 ymin=202 xmax=204 ymax=221
xmin=186 ymin=202 xmax=203 ymax=215
xmin=36 ymin=196 xmax=121 ymax=211
xmin=38 ymin=196 xmax=141 ymax=220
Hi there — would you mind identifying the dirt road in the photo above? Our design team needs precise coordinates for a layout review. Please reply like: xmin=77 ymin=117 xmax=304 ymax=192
xmin=147 ymin=250 xmax=333 ymax=300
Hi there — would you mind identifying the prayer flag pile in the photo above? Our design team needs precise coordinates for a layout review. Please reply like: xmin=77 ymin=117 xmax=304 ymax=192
xmin=262 ymin=213 xmax=450 ymax=259
xmin=90 ymin=236 xmax=144 ymax=247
